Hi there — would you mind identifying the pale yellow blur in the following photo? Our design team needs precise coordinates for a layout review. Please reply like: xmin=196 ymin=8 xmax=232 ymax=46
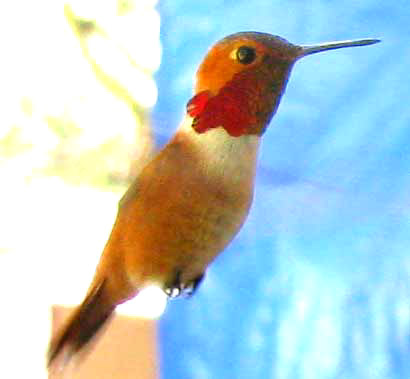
xmin=0 ymin=1 xmax=163 ymax=377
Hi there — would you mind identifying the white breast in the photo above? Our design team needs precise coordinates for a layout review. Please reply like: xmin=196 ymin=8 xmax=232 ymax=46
xmin=178 ymin=116 xmax=261 ymax=187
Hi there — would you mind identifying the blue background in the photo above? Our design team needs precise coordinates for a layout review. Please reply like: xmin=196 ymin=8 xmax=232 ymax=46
xmin=154 ymin=3 xmax=409 ymax=378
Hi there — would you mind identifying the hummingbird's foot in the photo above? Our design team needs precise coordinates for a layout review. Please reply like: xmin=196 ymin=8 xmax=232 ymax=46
xmin=163 ymin=270 xmax=183 ymax=298
xmin=163 ymin=271 xmax=205 ymax=298
xmin=183 ymin=274 xmax=205 ymax=297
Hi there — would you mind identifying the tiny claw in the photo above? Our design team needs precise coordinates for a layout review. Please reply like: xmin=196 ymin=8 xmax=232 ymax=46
xmin=183 ymin=274 xmax=205 ymax=297
xmin=163 ymin=269 xmax=183 ymax=299
xmin=164 ymin=286 xmax=182 ymax=298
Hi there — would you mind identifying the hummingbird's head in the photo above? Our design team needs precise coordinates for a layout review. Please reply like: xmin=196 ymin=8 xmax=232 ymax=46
xmin=187 ymin=31 xmax=380 ymax=137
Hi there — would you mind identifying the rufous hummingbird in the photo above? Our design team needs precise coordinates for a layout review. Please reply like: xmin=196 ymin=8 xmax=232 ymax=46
xmin=47 ymin=31 xmax=379 ymax=368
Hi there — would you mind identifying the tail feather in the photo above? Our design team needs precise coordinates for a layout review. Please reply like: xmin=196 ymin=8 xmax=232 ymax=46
xmin=47 ymin=279 xmax=116 ymax=368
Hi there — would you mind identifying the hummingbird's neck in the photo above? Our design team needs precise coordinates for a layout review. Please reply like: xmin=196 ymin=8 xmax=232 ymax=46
xmin=174 ymin=116 xmax=261 ymax=187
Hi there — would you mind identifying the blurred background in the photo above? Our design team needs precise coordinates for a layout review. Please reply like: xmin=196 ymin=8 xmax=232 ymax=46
xmin=0 ymin=1 xmax=408 ymax=378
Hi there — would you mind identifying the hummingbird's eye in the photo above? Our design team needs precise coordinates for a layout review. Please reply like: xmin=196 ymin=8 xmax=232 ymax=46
xmin=236 ymin=46 xmax=256 ymax=64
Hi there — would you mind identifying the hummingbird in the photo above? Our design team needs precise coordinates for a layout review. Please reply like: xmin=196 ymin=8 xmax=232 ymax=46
xmin=47 ymin=31 xmax=379 ymax=368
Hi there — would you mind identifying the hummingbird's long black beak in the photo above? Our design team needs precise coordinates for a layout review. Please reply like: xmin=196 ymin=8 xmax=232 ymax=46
xmin=300 ymin=38 xmax=381 ymax=57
